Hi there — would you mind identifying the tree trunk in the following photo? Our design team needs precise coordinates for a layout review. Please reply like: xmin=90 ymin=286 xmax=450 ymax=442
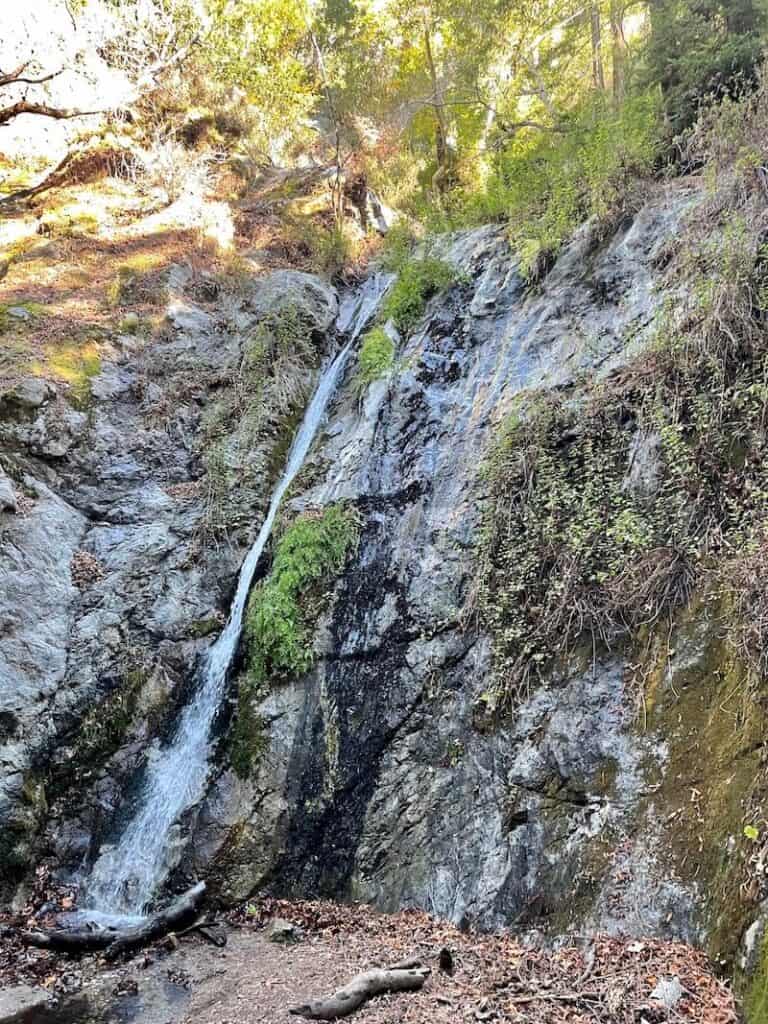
xmin=590 ymin=3 xmax=606 ymax=92
xmin=19 ymin=882 xmax=206 ymax=959
xmin=610 ymin=0 xmax=626 ymax=105
xmin=290 ymin=964 xmax=430 ymax=1020
xmin=423 ymin=19 xmax=450 ymax=195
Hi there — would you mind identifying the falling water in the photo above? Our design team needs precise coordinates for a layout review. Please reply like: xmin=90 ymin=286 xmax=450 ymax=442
xmin=84 ymin=274 xmax=392 ymax=919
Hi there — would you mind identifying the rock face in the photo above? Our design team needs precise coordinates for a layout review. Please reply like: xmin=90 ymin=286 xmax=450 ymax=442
xmin=1 ymin=181 xmax=762 ymax=985
xmin=0 ymin=267 xmax=338 ymax=888
xmin=187 ymin=186 xmax=727 ymax=947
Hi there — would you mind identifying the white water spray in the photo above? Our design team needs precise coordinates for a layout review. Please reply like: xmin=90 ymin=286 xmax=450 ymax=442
xmin=84 ymin=275 xmax=391 ymax=918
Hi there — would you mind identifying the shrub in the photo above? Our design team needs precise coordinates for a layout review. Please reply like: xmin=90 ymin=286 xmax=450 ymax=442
xmin=496 ymin=91 xmax=663 ymax=279
xmin=642 ymin=0 xmax=766 ymax=130
xmin=136 ymin=130 xmax=212 ymax=204
xmin=478 ymin=77 xmax=768 ymax=707
xmin=353 ymin=327 xmax=395 ymax=394
xmin=478 ymin=188 xmax=768 ymax=708
xmin=240 ymin=305 xmax=318 ymax=437
xmin=284 ymin=216 xmax=351 ymax=279
xmin=407 ymin=91 xmax=663 ymax=281
xmin=245 ymin=504 xmax=360 ymax=683
xmin=382 ymin=255 xmax=456 ymax=333
xmin=378 ymin=220 xmax=417 ymax=274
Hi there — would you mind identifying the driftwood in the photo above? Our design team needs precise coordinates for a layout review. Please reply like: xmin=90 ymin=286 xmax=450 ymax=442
xmin=20 ymin=881 xmax=206 ymax=959
xmin=290 ymin=962 xmax=431 ymax=1020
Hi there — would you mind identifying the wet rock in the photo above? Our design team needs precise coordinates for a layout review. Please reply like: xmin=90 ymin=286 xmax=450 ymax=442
xmin=190 ymin=189 xmax=698 ymax=937
xmin=0 ymin=469 xmax=16 ymax=512
xmin=0 ymin=985 xmax=49 ymax=1024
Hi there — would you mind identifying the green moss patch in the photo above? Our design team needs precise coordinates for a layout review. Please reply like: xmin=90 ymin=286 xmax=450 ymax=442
xmin=381 ymin=255 xmax=456 ymax=334
xmin=353 ymin=326 xmax=395 ymax=394
xmin=34 ymin=340 xmax=102 ymax=409
xmin=245 ymin=504 xmax=360 ymax=683
xmin=231 ymin=504 xmax=359 ymax=779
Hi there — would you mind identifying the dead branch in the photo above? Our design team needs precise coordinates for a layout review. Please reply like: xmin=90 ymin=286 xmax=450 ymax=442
xmin=290 ymin=963 xmax=431 ymax=1020
xmin=0 ymin=100 xmax=101 ymax=127
xmin=0 ymin=63 xmax=64 ymax=87
xmin=19 ymin=881 xmax=206 ymax=960
xmin=0 ymin=141 xmax=134 ymax=206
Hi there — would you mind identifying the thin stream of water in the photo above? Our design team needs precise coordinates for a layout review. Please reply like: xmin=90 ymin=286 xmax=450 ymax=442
xmin=83 ymin=274 xmax=391 ymax=920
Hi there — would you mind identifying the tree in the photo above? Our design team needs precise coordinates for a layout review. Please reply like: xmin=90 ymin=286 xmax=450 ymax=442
xmin=645 ymin=0 xmax=768 ymax=127
xmin=0 ymin=60 xmax=99 ymax=128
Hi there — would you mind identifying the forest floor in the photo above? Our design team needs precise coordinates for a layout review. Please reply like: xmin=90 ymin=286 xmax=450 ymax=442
xmin=0 ymin=892 xmax=740 ymax=1023
xmin=0 ymin=163 xmax=370 ymax=396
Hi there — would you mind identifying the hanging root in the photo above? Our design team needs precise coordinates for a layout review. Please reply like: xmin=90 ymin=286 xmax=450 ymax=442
xmin=19 ymin=881 xmax=206 ymax=959
xmin=289 ymin=961 xmax=431 ymax=1020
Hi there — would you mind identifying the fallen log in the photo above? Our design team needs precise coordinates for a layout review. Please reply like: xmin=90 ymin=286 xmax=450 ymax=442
xmin=289 ymin=964 xmax=431 ymax=1020
xmin=19 ymin=881 xmax=206 ymax=959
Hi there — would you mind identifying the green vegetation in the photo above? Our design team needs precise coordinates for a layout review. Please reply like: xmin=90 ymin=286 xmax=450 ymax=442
xmin=231 ymin=504 xmax=359 ymax=778
xmin=33 ymin=340 xmax=101 ymax=410
xmin=381 ymin=256 xmax=456 ymax=334
xmin=240 ymin=305 xmax=318 ymax=437
xmin=74 ymin=666 xmax=149 ymax=768
xmin=478 ymin=81 xmax=768 ymax=709
xmin=230 ymin=678 xmax=269 ymax=779
xmin=353 ymin=327 xmax=395 ymax=394
xmin=747 ymin=931 xmax=768 ymax=1022
xmin=199 ymin=304 xmax=319 ymax=538
xmin=245 ymin=504 xmax=360 ymax=683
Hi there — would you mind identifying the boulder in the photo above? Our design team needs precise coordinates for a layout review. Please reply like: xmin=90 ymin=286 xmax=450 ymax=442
xmin=0 ymin=986 xmax=49 ymax=1024
xmin=3 ymin=378 xmax=54 ymax=410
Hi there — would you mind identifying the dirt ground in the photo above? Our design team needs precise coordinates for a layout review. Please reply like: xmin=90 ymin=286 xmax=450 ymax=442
xmin=0 ymin=896 xmax=740 ymax=1024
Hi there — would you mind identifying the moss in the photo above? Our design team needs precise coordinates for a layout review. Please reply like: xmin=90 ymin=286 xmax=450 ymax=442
xmin=0 ymin=301 xmax=46 ymax=334
xmin=187 ymin=616 xmax=222 ymax=638
xmin=746 ymin=930 xmax=768 ymax=1023
xmin=118 ymin=312 xmax=141 ymax=335
xmin=230 ymin=677 xmax=269 ymax=779
xmin=38 ymin=206 xmax=100 ymax=239
xmin=382 ymin=256 xmax=456 ymax=334
xmin=245 ymin=504 xmax=360 ymax=684
xmin=33 ymin=340 xmax=101 ymax=410
xmin=353 ymin=327 xmax=396 ymax=395
xmin=106 ymin=253 xmax=168 ymax=307
xmin=635 ymin=593 xmax=767 ymax=967
xmin=73 ymin=668 xmax=147 ymax=768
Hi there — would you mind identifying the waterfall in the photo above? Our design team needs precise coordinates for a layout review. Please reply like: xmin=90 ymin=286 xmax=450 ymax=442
xmin=83 ymin=273 xmax=392 ymax=921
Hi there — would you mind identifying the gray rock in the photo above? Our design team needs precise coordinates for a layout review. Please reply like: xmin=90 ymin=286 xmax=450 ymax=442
xmin=188 ymin=191 xmax=700 ymax=939
xmin=3 ymin=378 xmax=54 ymax=410
xmin=0 ymin=985 xmax=49 ymax=1024
xmin=268 ymin=917 xmax=301 ymax=943
xmin=650 ymin=976 xmax=683 ymax=1009
xmin=246 ymin=270 xmax=338 ymax=333
xmin=623 ymin=429 xmax=663 ymax=499
xmin=0 ymin=469 xmax=16 ymax=512
xmin=6 ymin=306 xmax=32 ymax=321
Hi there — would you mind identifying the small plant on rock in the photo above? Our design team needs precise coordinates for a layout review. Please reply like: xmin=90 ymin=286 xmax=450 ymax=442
xmin=353 ymin=326 xmax=395 ymax=395
xmin=245 ymin=504 xmax=360 ymax=683
xmin=381 ymin=255 xmax=456 ymax=334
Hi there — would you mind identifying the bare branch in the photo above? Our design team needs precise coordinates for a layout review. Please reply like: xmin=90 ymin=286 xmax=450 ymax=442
xmin=0 ymin=63 xmax=31 ymax=87
xmin=0 ymin=62 xmax=64 ymax=87
xmin=0 ymin=100 xmax=101 ymax=128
